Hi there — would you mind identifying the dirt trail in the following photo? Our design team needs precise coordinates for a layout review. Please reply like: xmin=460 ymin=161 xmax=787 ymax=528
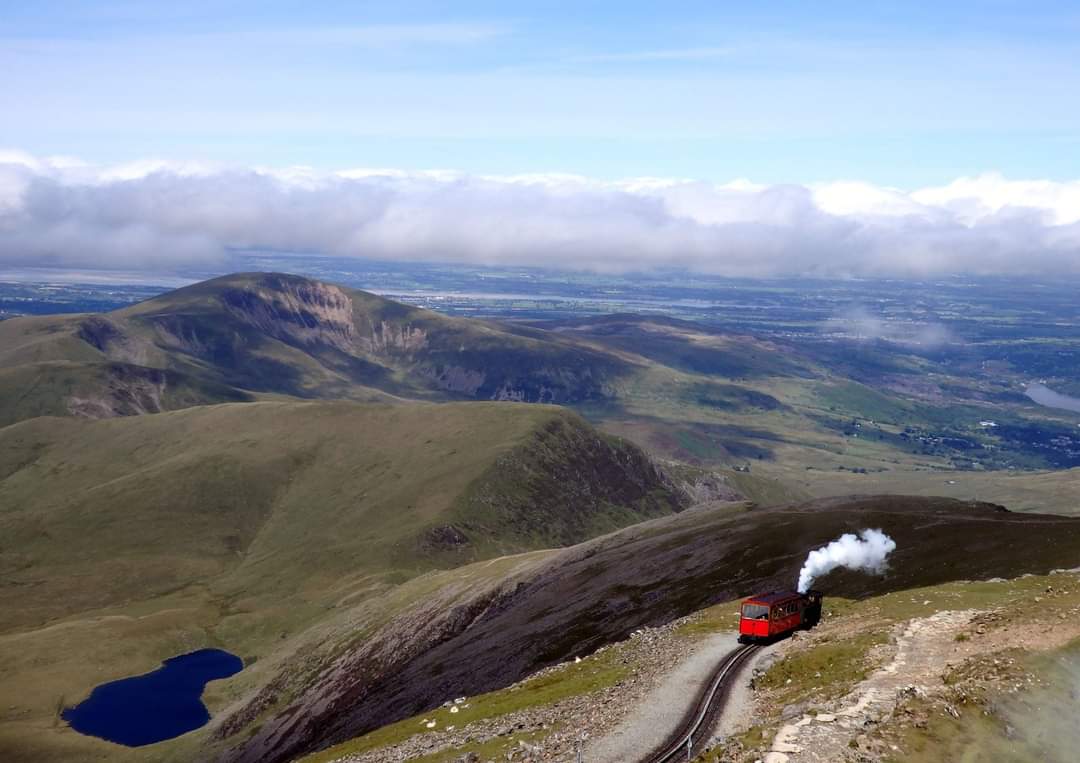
xmin=763 ymin=610 xmax=976 ymax=763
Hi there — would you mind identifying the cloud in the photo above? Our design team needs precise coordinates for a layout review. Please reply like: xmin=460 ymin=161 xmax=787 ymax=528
xmin=824 ymin=306 xmax=955 ymax=348
xmin=1 ymin=153 xmax=1079 ymax=276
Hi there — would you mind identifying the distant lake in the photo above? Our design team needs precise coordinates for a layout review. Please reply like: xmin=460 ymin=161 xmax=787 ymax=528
xmin=62 ymin=648 xmax=242 ymax=747
xmin=1026 ymin=383 xmax=1080 ymax=414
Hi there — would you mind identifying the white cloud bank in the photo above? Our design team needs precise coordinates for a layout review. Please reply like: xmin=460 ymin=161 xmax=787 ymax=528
xmin=2 ymin=150 xmax=1079 ymax=277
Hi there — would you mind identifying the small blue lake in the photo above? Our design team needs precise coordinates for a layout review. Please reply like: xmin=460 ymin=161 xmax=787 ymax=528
xmin=62 ymin=648 xmax=243 ymax=747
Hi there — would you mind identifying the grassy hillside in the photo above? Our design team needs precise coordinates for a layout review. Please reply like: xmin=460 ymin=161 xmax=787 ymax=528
xmin=5 ymin=405 xmax=1079 ymax=763
xmin=0 ymin=400 xmax=682 ymax=631
xmin=0 ymin=399 xmax=687 ymax=763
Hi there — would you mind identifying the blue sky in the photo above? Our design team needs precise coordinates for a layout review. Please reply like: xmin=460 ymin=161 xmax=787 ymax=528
xmin=4 ymin=1 xmax=1080 ymax=186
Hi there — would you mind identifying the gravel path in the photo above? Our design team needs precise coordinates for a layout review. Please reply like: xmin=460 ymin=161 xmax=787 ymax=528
xmin=584 ymin=631 xmax=741 ymax=763
xmin=763 ymin=610 xmax=976 ymax=763
xmin=710 ymin=642 xmax=776 ymax=742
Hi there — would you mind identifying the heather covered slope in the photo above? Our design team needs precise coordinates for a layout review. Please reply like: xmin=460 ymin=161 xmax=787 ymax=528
xmin=214 ymin=494 xmax=1080 ymax=763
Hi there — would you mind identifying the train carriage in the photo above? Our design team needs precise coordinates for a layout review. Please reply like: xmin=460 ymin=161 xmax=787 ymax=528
xmin=738 ymin=590 xmax=822 ymax=643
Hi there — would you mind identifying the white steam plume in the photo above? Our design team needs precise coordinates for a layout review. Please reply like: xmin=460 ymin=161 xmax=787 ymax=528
xmin=796 ymin=529 xmax=897 ymax=593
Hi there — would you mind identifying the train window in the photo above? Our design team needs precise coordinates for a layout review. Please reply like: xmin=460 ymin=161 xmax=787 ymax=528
xmin=742 ymin=604 xmax=769 ymax=620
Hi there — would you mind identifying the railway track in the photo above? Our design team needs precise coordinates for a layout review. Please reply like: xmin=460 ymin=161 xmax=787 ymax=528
xmin=639 ymin=643 xmax=761 ymax=763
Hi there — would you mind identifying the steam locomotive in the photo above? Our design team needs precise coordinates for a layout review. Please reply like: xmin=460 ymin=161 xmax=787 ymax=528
xmin=738 ymin=590 xmax=823 ymax=643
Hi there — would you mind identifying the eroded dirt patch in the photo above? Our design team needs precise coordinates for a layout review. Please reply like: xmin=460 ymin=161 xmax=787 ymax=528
xmin=762 ymin=610 xmax=975 ymax=763
xmin=710 ymin=572 xmax=1080 ymax=763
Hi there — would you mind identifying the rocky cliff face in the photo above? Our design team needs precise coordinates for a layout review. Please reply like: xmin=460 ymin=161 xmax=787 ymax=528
xmin=63 ymin=363 xmax=252 ymax=420
xmin=66 ymin=363 xmax=168 ymax=418
xmin=361 ymin=320 xmax=430 ymax=355
xmin=423 ymin=364 xmax=487 ymax=395
xmin=220 ymin=277 xmax=356 ymax=352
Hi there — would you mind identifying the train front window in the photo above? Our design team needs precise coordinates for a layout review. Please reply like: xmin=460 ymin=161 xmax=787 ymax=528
xmin=742 ymin=604 xmax=769 ymax=620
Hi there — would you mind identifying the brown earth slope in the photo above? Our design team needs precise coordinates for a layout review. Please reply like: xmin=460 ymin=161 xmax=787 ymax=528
xmin=214 ymin=495 xmax=1080 ymax=763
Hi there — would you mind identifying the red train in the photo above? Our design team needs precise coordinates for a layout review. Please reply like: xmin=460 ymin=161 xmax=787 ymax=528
xmin=738 ymin=590 xmax=823 ymax=643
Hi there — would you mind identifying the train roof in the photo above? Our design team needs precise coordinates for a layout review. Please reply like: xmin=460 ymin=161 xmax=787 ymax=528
xmin=743 ymin=590 xmax=802 ymax=605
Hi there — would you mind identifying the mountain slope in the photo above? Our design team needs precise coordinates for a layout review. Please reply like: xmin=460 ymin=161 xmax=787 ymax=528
xmin=0 ymin=400 xmax=684 ymax=632
xmin=7 ymin=271 xmax=1073 ymax=494
xmin=214 ymin=494 xmax=1080 ymax=763
xmin=0 ymin=359 xmax=253 ymax=426
xmin=0 ymin=399 xmax=692 ymax=762
xmin=542 ymin=313 xmax=817 ymax=379
xmin=0 ymin=272 xmax=966 ymax=481
xmin=0 ymin=273 xmax=630 ymax=427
